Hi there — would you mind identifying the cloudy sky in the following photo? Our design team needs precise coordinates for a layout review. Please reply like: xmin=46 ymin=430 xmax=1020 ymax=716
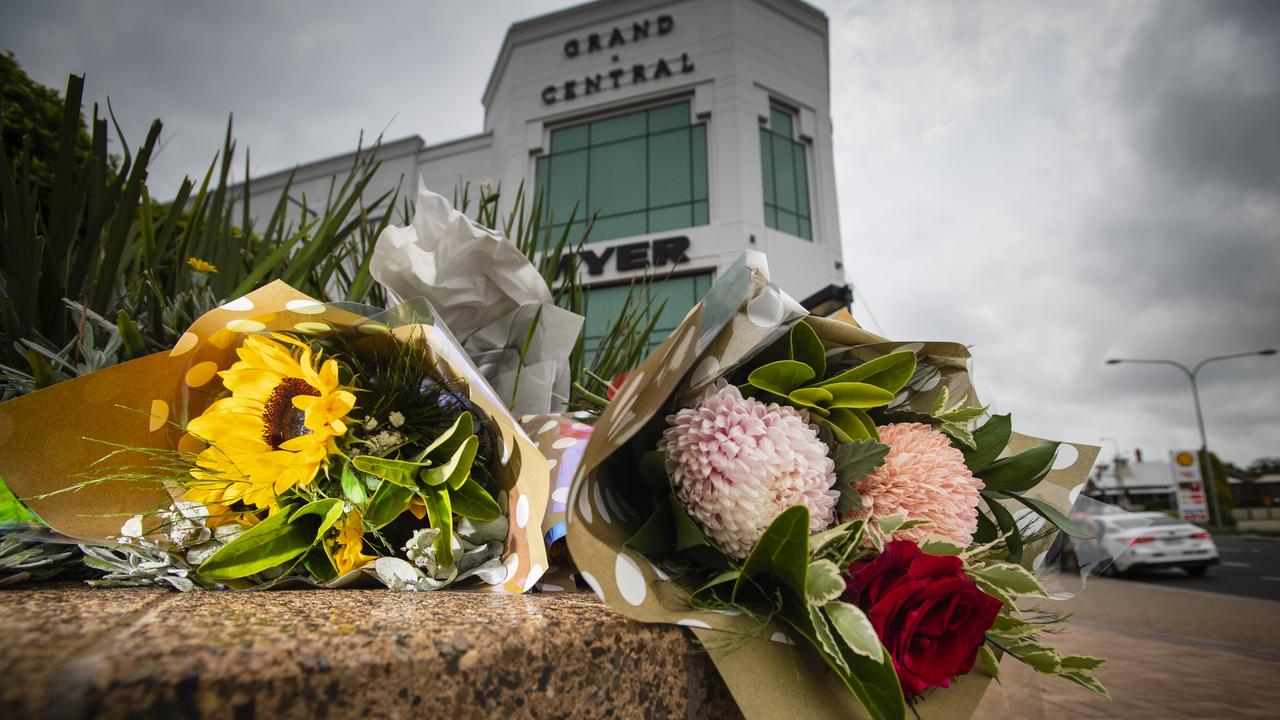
xmin=3 ymin=1 xmax=1277 ymax=466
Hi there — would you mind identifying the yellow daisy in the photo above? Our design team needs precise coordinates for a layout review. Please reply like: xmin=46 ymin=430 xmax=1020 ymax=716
xmin=331 ymin=509 xmax=375 ymax=575
xmin=186 ymin=335 xmax=356 ymax=511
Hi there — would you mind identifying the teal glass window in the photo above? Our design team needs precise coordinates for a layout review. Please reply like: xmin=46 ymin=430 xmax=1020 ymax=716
xmin=578 ymin=273 xmax=714 ymax=359
xmin=760 ymin=105 xmax=812 ymax=240
xmin=536 ymin=101 xmax=709 ymax=244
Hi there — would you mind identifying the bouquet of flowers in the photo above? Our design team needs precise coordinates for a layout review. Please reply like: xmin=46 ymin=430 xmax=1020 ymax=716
xmin=0 ymin=281 xmax=551 ymax=593
xmin=567 ymin=253 xmax=1106 ymax=719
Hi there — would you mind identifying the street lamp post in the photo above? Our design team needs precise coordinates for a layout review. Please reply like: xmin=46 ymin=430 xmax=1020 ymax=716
xmin=1106 ymin=349 xmax=1277 ymax=528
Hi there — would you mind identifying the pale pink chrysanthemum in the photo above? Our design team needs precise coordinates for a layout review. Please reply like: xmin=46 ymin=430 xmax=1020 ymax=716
xmin=660 ymin=383 xmax=838 ymax=559
xmin=845 ymin=422 xmax=984 ymax=545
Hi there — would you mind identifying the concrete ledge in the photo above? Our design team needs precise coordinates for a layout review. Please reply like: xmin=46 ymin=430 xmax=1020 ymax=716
xmin=0 ymin=584 xmax=742 ymax=719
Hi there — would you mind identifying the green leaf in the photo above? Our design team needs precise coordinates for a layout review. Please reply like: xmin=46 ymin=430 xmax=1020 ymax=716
xmin=352 ymin=455 xmax=428 ymax=489
xmin=808 ymin=603 xmax=850 ymax=675
xmin=198 ymin=509 xmax=312 ymax=580
xmin=115 ymin=310 xmax=146 ymax=360
xmin=638 ymin=450 xmax=670 ymax=494
xmin=788 ymin=386 xmax=833 ymax=410
xmin=789 ymin=321 xmax=826 ymax=378
xmin=969 ymin=562 xmax=1047 ymax=598
xmin=670 ymin=494 xmax=714 ymax=552
xmin=825 ymin=409 xmax=871 ymax=442
xmin=422 ymin=487 xmax=454 ymax=568
xmin=735 ymin=505 xmax=810 ymax=603
xmin=941 ymin=421 xmax=977 ymax=450
xmin=999 ymin=493 xmax=1095 ymax=539
xmin=421 ymin=412 xmax=474 ymax=462
xmin=450 ymin=477 xmax=501 ymax=521
xmin=420 ymin=435 xmax=479 ymax=490
xmin=821 ymin=351 xmax=917 ymax=393
xmin=627 ymin=503 xmax=675 ymax=554
xmin=978 ymin=644 xmax=1001 ymax=682
xmin=747 ymin=360 xmax=816 ymax=396
xmin=306 ymin=545 xmax=340 ymax=582
xmin=824 ymin=601 xmax=884 ymax=663
xmin=365 ymin=480 xmax=415 ymax=529
xmin=833 ymin=440 xmax=889 ymax=516
xmin=340 ymin=465 xmax=368 ymax=506
xmin=974 ymin=507 xmax=999 ymax=543
xmin=985 ymin=495 xmax=1023 ymax=563
xmin=690 ymin=570 xmax=740 ymax=604
xmin=1059 ymin=669 xmax=1110 ymax=698
xmin=963 ymin=414 xmax=1012 ymax=472
xmin=1060 ymin=655 xmax=1105 ymax=671
xmin=806 ymin=559 xmax=846 ymax=605
xmin=822 ymin=382 xmax=895 ymax=409
xmin=919 ymin=538 xmax=966 ymax=556
xmin=780 ymin=601 xmax=905 ymax=720
xmin=289 ymin=499 xmax=345 ymax=539
xmin=976 ymin=441 xmax=1059 ymax=493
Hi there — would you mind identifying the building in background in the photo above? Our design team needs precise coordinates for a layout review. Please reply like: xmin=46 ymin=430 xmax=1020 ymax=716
xmin=232 ymin=0 xmax=850 ymax=347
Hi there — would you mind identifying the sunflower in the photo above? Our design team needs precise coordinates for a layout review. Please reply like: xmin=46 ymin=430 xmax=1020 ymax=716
xmin=330 ymin=508 xmax=376 ymax=575
xmin=186 ymin=335 xmax=356 ymax=511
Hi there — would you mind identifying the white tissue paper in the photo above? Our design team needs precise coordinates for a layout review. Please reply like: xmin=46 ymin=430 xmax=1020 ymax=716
xmin=371 ymin=180 xmax=584 ymax=415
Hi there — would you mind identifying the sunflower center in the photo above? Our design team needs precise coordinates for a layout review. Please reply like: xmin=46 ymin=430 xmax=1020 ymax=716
xmin=262 ymin=377 xmax=319 ymax=449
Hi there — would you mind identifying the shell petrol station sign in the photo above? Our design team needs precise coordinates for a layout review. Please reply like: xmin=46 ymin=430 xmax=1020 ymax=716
xmin=1171 ymin=450 xmax=1211 ymax=523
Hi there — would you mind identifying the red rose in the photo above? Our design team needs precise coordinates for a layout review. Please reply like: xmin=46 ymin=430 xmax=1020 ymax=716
xmin=843 ymin=540 xmax=1003 ymax=697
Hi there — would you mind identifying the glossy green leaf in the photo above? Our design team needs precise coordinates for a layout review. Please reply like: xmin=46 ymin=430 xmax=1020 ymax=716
xmin=365 ymin=480 xmax=415 ymax=529
xmin=420 ymin=435 xmax=479 ymax=490
xmin=422 ymin=487 xmax=454 ymax=567
xmin=626 ymin=502 xmax=675 ymax=554
xmin=825 ymin=408 xmax=871 ymax=443
xmin=747 ymin=360 xmax=816 ymax=396
xmin=638 ymin=450 xmax=670 ymax=494
xmin=305 ymin=545 xmax=339 ymax=583
xmin=824 ymin=601 xmax=883 ymax=663
xmin=985 ymin=494 xmax=1023 ymax=563
xmin=789 ymin=321 xmax=826 ymax=378
xmin=963 ymin=414 xmax=1012 ymax=471
xmin=290 ymin=498 xmax=345 ymax=539
xmin=735 ymin=505 xmax=810 ymax=602
xmin=974 ymin=508 xmax=999 ymax=544
xmin=788 ymin=386 xmax=833 ymax=410
xmin=340 ymin=465 xmax=367 ymax=506
xmin=999 ymin=492 xmax=1095 ymax=539
xmin=977 ymin=441 xmax=1059 ymax=493
xmin=822 ymin=382 xmax=895 ymax=409
xmin=352 ymin=455 xmax=428 ymax=489
xmin=450 ymin=476 xmax=501 ymax=521
xmin=198 ymin=509 xmax=312 ymax=580
xmin=421 ymin=412 xmax=474 ymax=462
xmin=821 ymin=351 xmax=917 ymax=393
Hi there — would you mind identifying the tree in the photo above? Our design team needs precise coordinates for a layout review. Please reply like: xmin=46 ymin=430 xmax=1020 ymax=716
xmin=0 ymin=51 xmax=106 ymax=210
xmin=1247 ymin=457 xmax=1280 ymax=477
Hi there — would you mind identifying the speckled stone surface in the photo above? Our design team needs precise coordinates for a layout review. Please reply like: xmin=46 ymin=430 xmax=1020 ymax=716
xmin=0 ymin=584 xmax=742 ymax=719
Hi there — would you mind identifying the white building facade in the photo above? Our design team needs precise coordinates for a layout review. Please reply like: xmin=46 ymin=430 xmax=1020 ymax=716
xmin=234 ymin=0 xmax=850 ymax=348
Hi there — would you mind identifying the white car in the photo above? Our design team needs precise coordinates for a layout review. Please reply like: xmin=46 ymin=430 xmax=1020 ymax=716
xmin=1091 ymin=512 xmax=1219 ymax=576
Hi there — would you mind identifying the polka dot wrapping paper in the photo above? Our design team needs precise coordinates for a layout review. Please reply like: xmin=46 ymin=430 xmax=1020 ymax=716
xmin=0 ymin=280 xmax=551 ymax=593
xmin=565 ymin=252 xmax=1099 ymax=720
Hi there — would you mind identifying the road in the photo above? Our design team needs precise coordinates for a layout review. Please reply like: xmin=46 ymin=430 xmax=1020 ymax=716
xmin=1111 ymin=534 xmax=1280 ymax=602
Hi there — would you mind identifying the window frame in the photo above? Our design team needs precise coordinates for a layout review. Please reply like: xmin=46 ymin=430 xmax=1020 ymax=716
xmin=534 ymin=96 xmax=710 ymax=245
xmin=759 ymin=101 xmax=814 ymax=240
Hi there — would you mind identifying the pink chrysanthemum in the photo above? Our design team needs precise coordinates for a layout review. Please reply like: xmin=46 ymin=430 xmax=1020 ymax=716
xmin=660 ymin=383 xmax=838 ymax=559
xmin=844 ymin=422 xmax=984 ymax=545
